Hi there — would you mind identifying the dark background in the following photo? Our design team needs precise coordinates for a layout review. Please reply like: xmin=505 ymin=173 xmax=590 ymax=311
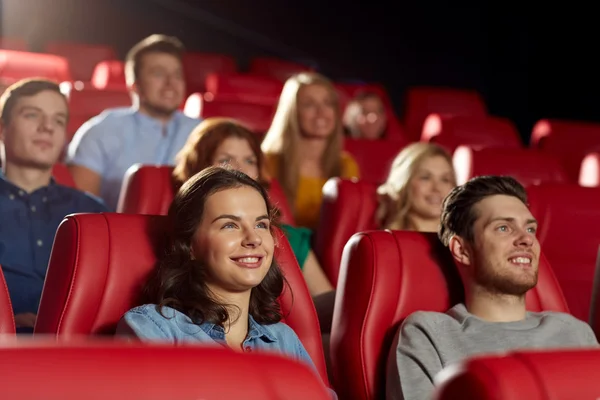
xmin=1 ymin=0 xmax=596 ymax=143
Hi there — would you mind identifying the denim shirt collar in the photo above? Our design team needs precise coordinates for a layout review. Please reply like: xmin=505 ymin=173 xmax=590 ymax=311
xmin=195 ymin=314 xmax=278 ymax=343
xmin=0 ymin=173 xmax=59 ymax=198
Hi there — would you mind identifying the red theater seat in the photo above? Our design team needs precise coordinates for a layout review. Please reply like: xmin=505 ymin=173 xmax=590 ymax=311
xmin=404 ymin=87 xmax=487 ymax=141
xmin=0 ymin=266 xmax=15 ymax=334
xmin=453 ymin=146 xmax=568 ymax=186
xmin=182 ymin=52 xmax=237 ymax=94
xmin=343 ymin=138 xmax=406 ymax=184
xmin=35 ymin=213 xmax=328 ymax=384
xmin=249 ymin=57 xmax=312 ymax=81
xmin=330 ymin=230 xmax=568 ymax=400
xmin=0 ymin=50 xmax=72 ymax=83
xmin=201 ymin=98 xmax=275 ymax=135
xmin=422 ymin=115 xmax=521 ymax=154
xmin=531 ymin=119 xmax=600 ymax=182
xmin=117 ymin=165 xmax=295 ymax=226
xmin=528 ymin=184 xmax=600 ymax=322
xmin=91 ymin=60 xmax=127 ymax=90
xmin=0 ymin=341 xmax=331 ymax=399
xmin=52 ymin=164 xmax=76 ymax=188
xmin=45 ymin=42 xmax=117 ymax=82
xmin=0 ymin=37 xmax=28 ymax=51
xmin=434 ymin=349 xmax=600 ymax=400
xmin=205 ymin=73 xmax=284 ymax=106
xmin=66 ymin=87 xmax=131 ymax=138
xmin=314 ymin=179 xmax=379 ymax=286
xmin=335 ymin=82 xmax=406 ymax=142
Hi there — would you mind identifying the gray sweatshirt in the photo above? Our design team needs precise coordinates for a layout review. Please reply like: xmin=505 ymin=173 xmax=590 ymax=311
xmin=386 ymin=303 xmax=598 ymax=400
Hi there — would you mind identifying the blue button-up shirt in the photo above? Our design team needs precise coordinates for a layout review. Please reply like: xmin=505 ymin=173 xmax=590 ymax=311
xmin=0 ymin=175 xmax=107 ymax=314
xmin=117 ymin=304 xmax=336 ymax=398
xmin=66 ymin=107 xmax=200 ymax=211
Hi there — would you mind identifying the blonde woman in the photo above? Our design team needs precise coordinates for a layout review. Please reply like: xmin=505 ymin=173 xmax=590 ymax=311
xmin=261 ymin=72 xmax=360 ymax=230
xmin=376 ymin=143 xmax=456 ymax=232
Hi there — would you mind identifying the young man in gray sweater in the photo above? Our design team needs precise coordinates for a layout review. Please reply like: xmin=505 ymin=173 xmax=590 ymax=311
xmin=386 ymin=176 xmax=598 ymax=400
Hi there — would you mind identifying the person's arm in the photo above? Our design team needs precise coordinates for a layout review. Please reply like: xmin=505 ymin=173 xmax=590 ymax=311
xmin=386 ymin=318 xmax=443 ymax=400
xmin=303 ymin=251 xmax=334 ymax=297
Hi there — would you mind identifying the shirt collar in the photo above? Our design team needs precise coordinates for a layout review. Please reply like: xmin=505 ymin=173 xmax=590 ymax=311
xmin=198 ymin=314 xmax=278 ymax=343
xmin=0 ymin=172 xmax=58 ymax=197
xmin=134 ymin=109 xmax=181 ymax=135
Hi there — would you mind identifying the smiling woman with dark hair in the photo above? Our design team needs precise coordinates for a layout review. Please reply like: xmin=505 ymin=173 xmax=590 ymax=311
xmin=116 ymin=167 xmax=332 ymax=383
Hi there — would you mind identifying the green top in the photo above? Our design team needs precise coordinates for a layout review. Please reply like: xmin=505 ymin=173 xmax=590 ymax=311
xmin=281 ymin=224 xmax=313 ymax=270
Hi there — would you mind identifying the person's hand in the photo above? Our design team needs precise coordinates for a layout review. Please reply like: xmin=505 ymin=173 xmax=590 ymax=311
xmin=14 ymin=312 xmax=37 ymax=328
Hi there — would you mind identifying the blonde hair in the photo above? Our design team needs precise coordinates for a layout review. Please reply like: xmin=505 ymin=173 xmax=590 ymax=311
xmin=376 ymin=142 xmax=455 ymax=230
xmin=261 ymin=72 xmax=343 ymax=209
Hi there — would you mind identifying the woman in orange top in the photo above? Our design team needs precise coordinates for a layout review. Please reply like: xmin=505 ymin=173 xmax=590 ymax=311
xmin=261 ymin=72 xmax=360 ymax=230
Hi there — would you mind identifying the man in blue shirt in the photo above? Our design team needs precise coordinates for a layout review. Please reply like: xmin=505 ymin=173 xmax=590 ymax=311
xmin=66 ymin=34 xmax=200 ymax=210
xmin=0 ymin=79 xmax=107 ymax=331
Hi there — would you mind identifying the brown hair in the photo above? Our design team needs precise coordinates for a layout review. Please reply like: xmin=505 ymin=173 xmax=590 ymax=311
xmin=172 ymin=117 xmax=270 ymax=190
xmin=0 ymin=78 xmax=67 ymax=125
xmin=260 ymin=72 xmax=343 ymax=210
xmin=439 ymin=175 xmax=528 ymax=246
xmin=125 ymin=34 xmax=185 ymax=86
xmin=145 ymin=166 xmax=285 ymax=325
xmin=376 ymin=143 xmax=455 ymax=230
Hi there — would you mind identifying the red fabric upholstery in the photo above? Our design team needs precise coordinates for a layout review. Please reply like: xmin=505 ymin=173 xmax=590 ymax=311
xmin=52 ymin=164 xmax=76 ymax=188
xmin=0 ymin=266 xmax=15 ymax=334
xmin=45 ymin=42 xmax=117 ymax=81
xmin=91 ymin=60 xmax=127 ymax=90
xmin=335 ymin=82 xmax=407 ymax=142
xmin=35 ymin=213 xmax=329 ymax=384
xmin=205 ymin=73 xmax=284 ymax=106
xmin=0 ymin=37 xmax=28 ymax=51
xmin=249 ymin=57 xmax=312 ymax=81
xmin=528 ymin=184 xmax=600 ymax=322
xmin=117 ymin=165 xmax=295 ymax=225
xmin=434 ymin=349 xmax=600 ymax=400
xmin=404 ymin=87 xmax=487 ymax=141
xmin=0 ymin=49 xmax=72 ymax=83
xmin=66 ymin=87 xmax=131 ymax=138
xmin=422 ymin=114 xmax=521 ymax=154
xmin=343 ymin=138 xmax=407 ymax=184
xmin=330 ymin=230 xmax=568 ymax=400
xmin=314 ymin=179 xmax=379 ymax=286
xmin=0 ymin=341 xmax=331 ymax=399
xmin=531 ymin=119 xmax=600 ymax=182
xmin=201 ymin=98 xmax=275 ymax=135
xmin=453 ymin=146 xmax=568 ymax=186
xmin=182 ymin=52 xmax=237 ymax=94
xmin=579 ymin=152 xmax=600 ymax=187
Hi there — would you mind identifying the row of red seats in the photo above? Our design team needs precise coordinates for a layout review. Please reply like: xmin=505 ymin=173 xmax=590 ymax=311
xmin=0 ymin=216 xmax=595 ymax=399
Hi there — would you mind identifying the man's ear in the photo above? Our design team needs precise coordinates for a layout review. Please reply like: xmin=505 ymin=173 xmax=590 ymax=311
xmin=449 ymin=235 xmax=472 ymax=266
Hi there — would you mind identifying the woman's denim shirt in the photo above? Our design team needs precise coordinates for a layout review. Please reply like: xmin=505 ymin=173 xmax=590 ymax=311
xmin=116 ymin=304 xmax=336 ymax=398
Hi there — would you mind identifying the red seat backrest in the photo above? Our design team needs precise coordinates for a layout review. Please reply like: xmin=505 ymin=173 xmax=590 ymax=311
xmin=343 ymin=138 xmax=407 ymax=184
xmin=182 ymin=52 xmax=237 ymax=94
xmin=201 ymin=98 xmax=275 ymax=135
xmin=531 ymin=119 xmax=600 ymax=182
xmin=527 ymin=183 xmax=600 ymax=322
xmin=51 ymin=164 xmax=76 ymax=188
xmin=434 ymin=349 xmax=600 ymax=400
xmin=0 ymin=266 xmax=15 ymax=334
xmin=0 ymin=341 xmax=331 ymax=399
xmin=404 ymin=87 xmax=487 ymax=141
xmin=45 ymin=42 xmax=117 ymax=82
xmin=422 ymin=114 xmax=521 ymax=154
xmin=330 ymin=230 xmax=568 ymax=400
xmin=249 ymin=57 xmax=312 ymax=81
xmin=66 ymin=87 xmax=131 ymax=138
xmin=35 ymin=213 xmax=328 ymax=384
xmin=91 ymin=60 xmax=127 ymax=90
xmin=453 ymin=146 xmax=568 ymax=186
xmin=117 ymin=165 xmax=295 ymax=226
xmin=205 ymin=73 xmax=284 ymax=106
xmin=0 ymin=50 xmax=72 ymax=83
xmin=314 ymin=179 xmax=379 ymax=286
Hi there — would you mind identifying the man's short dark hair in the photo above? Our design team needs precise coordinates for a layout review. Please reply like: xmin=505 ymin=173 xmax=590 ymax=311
xmin=0 ymin=78 xmax=66 ymax=125
xmin=439 ymin=176 xmax=528 ymax=246
xmin=125 ymin=34 xmax=185 ymax=86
